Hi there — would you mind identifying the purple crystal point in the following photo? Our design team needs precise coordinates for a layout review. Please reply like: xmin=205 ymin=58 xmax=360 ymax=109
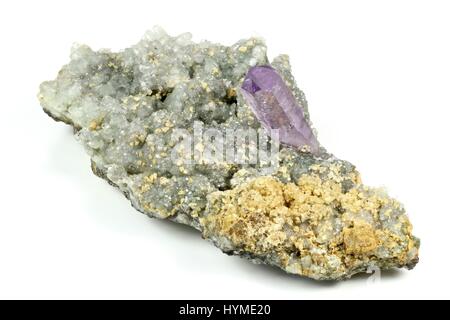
xmin=241 ymin=65 xmax=320 ymax=154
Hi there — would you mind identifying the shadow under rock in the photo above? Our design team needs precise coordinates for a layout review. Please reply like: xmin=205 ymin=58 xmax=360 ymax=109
xmin=230 ymin=256 xmax=338 ymax=288
xmin=148 ymin=217 xmax=337 ymax=288
xmin=348 ymin=268 xmax=406 ymax=282
xmin=149 ymin=217 xmax=202 ymax=240
xmin=230 ymin=254 xmax=407 ymax=287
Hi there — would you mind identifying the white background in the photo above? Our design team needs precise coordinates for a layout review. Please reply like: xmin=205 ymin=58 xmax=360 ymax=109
xmin=0 ymin=0 xmax=449 ymax=299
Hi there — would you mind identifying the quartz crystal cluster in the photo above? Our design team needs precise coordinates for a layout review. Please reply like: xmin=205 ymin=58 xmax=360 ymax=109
xmin=38 ymin=27 xmax=419 ymax=280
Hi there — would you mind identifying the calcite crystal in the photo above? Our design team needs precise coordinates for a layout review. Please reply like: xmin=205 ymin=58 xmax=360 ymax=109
xmin=38 ymin=27 xmax=419 ymax=280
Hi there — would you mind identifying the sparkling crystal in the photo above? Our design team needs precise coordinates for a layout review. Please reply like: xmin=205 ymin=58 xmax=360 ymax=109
xmin=241 ymin=65 xmax=320 ymax=154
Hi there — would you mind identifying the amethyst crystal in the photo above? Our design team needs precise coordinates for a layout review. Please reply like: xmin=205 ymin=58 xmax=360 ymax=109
xmin=241 ymin=65 xmax=320 ymax=154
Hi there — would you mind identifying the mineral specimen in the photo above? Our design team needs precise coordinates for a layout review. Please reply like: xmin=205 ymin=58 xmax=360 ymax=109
xmin=38 ymin=27 xmax=419 ymax=280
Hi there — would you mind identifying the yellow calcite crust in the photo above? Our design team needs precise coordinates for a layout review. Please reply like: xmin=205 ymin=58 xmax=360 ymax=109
xmin=200 ymin=164 xmax=419 ymax=280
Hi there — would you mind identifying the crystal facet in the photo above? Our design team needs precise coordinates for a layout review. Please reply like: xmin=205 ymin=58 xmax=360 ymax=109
xmin=241 ymin=65 xmax=320 ymax=154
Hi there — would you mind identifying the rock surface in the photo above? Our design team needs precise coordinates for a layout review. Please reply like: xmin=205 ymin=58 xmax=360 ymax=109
xmin=38 ymin=27 xmax=419 ymax=280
